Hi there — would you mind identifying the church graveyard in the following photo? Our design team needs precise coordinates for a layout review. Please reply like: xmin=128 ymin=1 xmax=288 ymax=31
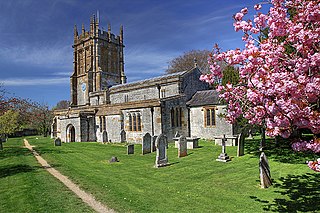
xmin=2 ymin=135 xmax=317 ymax=213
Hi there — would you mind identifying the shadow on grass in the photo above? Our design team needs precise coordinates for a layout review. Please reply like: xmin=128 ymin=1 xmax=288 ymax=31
xmin=0 ymin=147 xmax=31 ymax=160
xmin=244 ymin=138 xmax=317 ymax=164
xmin=0 ymin=164 xmax=40 ymax=178
xmin=33 ymin=147 xmax=74 ymax=156
xmin=251 ymin=173 xmax=320 ymax=212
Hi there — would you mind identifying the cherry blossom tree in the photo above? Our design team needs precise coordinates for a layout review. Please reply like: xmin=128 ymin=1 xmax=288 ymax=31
xmin=201 ymin=0 xmax=320 ymax=139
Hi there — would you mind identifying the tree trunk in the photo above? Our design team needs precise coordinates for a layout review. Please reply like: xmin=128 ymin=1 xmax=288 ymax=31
xmin=260 ymin=127 xmax=266 ymax=151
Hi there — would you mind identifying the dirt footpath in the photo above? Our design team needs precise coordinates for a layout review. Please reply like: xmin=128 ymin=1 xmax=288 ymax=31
xmin=24 ymin=139 xmax=116 ymax=213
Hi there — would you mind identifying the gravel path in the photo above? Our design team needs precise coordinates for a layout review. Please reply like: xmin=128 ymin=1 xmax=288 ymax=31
xmin=24 ymin=139 xmax=116 ymax=213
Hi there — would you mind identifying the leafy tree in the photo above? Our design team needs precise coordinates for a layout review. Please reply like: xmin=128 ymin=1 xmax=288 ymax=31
xmin=0 ymin=110 xmax=19 ymax=150
xmin=28 ymin=103 xmax=53 ymax=137
xmin=201 ymin=0 xmax=320 ymax=139
xmin=221 ymin=65 xmax=239 ymax=86
xmin=166 ymin=50 xmax=211 ymax=74
xmin=53 ymin=100 xmax=70 ymax=110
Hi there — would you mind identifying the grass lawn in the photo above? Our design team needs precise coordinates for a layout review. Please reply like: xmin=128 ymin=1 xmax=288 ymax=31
xmin=0 ymin=137 xmax=95 ymax=213
xmin=3 ymin=136 xmax=320 ymax=212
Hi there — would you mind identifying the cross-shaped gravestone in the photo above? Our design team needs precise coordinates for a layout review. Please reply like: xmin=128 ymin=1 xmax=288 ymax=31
xmin=216 ymin=134 xmax=230 ymax=162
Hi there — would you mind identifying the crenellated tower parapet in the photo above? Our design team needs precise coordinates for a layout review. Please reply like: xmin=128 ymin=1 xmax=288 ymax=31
xmin=70 ymin=14 xmax=126 ymax=107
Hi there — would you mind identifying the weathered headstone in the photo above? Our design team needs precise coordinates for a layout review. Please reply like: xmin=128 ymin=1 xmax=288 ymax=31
xmin=216 ymin=134 xmax=230 ymax=162
xmin=54 ymin=137 xmax=62 ymax=146
xmin=178 ymin=136 xmax=187 ymax=157
xmin=155 ymin=134 xmax=168 ymax=168
xmin=237 ymin=133 xmax=245 ymax=157
xmin=260 ymin=152 xmax=272 ymax=188
xmin=142 ymin=133 xmax=152 ymax=155
xmin=120 ymin=129 xmax=126 ymax=143
xmin=102 ymin=131 xmax=108 ymax=143
xmin=109 ymin=156 xmax=119 ymax=163
xmin=127 ymin=144 xmax=134 ymax=155
xmin=248 ymin=129 xmax=254 ymax=139
xmin=151 ymin=135 xmax=157 ymax=152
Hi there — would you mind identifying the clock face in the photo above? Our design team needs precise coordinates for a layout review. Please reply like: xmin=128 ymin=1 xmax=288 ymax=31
xmin=81 ymin=83 xmax=86 ymax=92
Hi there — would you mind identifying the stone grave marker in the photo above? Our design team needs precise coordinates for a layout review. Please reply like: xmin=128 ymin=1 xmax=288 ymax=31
xmin=142 ymin=133 xmax=152 ymax=155
xmin=216 ymin=134 xmax=230 ymax=162
xmin=120 ymin=129 xmax=126 ymax=143
xmin=178 ymin=136 xmax=187 ymax=157
xmin=109 ymin=156 xmax=119 ymax=163
xmin=260 ymin=152 xmax=272 ymax=188
xmin=237 ymin=133 xmax=245 ymax=157
xmin=54 ymin=137 xmax=62 ymax=146
xmin=248 ymin=129 xmax=254 ymax=139
xmin=151 ymin=135 xmax=157 ymax=152
xmin=127 ymin=144 xmax=134 ymax=155
xmin=155 ymin=134 xmax=168 ymax=168
xmin=102 ymin=131 xmax=108 ymax=143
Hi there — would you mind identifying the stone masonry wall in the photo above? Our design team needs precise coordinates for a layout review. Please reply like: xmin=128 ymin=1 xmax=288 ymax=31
xmin=189 ymin=105 xmax=234 ymax=139
xmin=58 ymin=116 xmax=81 ymax=142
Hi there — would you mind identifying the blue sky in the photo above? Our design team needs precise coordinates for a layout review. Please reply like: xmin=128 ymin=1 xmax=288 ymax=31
xmin=0 ymin=0 xmax=266 ymax=107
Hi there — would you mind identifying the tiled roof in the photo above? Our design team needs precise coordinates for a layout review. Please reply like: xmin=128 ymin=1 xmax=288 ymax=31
xmin=110 ymin=70 xmax=189 ymax=90
xmin=186 ymin=90 xmax=221 ymax=107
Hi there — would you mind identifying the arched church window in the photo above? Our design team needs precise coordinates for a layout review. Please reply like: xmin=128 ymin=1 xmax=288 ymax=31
xmin=103 ymin=116 xmax=106 ymax=131
xmin=99 ymin=116 xmax=102 ymax=132
xmin=133 ymin=114 xmax=137 ymax=131
xmin=127 ymin=112 xmax=142 ymax=132
xmin=137 ymin=113 xmax=141 ymax=131
xmin=128 ymin=114 xmax=132 ymax=131
xmin=171 ymin=107 xmax=182 ymax=128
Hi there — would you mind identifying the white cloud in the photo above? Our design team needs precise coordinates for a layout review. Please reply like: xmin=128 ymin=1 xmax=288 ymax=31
xmin=0 ymin=43 xmax=72 ymax=69
xmin=0 ymin=77 xmax=69 ymax=86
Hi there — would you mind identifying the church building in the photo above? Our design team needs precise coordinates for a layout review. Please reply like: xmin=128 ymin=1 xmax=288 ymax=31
xmin=52 ymin=16 xmax=236 ymax=143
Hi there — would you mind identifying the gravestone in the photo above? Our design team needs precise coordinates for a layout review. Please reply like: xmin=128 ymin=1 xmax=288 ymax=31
xmin=54 ymin=137 xmax=61 ymax=146
xmin=151 ymin=135 xmax=157 ymax=152
xmin=142 ymin=133 xmax=152 ymax=155
xmin=260 ymin=152 xmax=272 ymax=188
xmin=178 ymin=136 xmax=187 ymax=157
xmin=120 ymin=129 xmax=126 ymax=143
xmin=109 ymin=156 xmax=119 ymax=163
xmin=237 ymin=133 xmax=245 ymax=157
xmin=155 ymin=134 xmax=168 ymax=168
xmin=216 ymin=134 xmax=230 ymax=162
xmin=127 ymin=144 xmax=134 ymax=155
xmin=248 ymin=129 xmax=254 ymax=139
xmin=102 ymin=131 xmax=108 ymax=143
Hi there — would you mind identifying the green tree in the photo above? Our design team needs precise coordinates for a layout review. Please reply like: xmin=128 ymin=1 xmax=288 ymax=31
xmin=221 ymin=65 xmax=239 ymax=86
xmin=0 ymin=110 xmax=19 ymax=150
xmin=166 ymin=50 xmax=211 ymax=74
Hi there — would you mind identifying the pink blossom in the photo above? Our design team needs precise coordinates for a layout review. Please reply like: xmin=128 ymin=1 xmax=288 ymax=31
xmin=201 ymin=0 xmax=320 ymax=140
xmin=254 ymin=4 xmax=262 ymax=10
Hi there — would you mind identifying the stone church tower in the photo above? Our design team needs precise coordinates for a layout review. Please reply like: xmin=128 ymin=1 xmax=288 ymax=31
xmin=70 ymin=15 xmax=126 ymax=106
